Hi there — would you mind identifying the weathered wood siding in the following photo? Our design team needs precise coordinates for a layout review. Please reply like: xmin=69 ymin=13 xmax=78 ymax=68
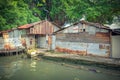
xmin=55 ymin=24 xmax=110 ymax=57
xmin=29 ymin=21 xmax=54 ymax=34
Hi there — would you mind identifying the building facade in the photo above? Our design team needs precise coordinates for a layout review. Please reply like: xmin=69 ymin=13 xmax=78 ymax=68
xmin=55 ymin=21 xmax=111 ymax=57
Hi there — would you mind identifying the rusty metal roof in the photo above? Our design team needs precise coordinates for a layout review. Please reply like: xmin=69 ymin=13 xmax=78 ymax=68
xmin=53 ymin=20 xmax=111 ymax=34
xmin=80 ymin=20 xmax=110 ymax=30
xmin=0 ymin=29 xmax=13 ymax=34
xmin=18 ymin=24 xmax=33 ymax=29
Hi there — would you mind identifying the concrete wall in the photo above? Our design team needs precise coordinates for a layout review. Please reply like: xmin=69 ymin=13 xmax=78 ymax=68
xmin=112 ymin=36 xmax=120 ymax=58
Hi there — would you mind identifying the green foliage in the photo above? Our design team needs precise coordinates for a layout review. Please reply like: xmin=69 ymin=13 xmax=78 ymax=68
xmin=0 ymin=0 xmax=40 ymax=30
xmin=0 ymin=0 xmax=120 ymax=30
xmin=49 ymin=0 xmax=120 ymax=24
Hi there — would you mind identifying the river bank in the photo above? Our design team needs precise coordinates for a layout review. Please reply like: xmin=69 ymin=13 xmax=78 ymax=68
xmin=0 ymin=54 xmax=120 ymax=80
xmin=36 ymin=49 xmax=120 ymax=70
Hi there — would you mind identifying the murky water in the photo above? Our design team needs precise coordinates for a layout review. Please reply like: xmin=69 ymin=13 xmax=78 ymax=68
xmin=0 ymin=55 xmax=120 ymax=80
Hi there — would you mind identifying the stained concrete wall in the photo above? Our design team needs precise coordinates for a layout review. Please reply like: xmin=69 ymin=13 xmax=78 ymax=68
xmin=55 ymin=24 xmax=110 ymax=57
xmin=112 ymin=36 xmax=120 ymax=58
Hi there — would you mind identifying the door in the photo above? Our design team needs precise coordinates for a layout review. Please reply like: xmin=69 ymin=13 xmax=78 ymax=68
xmin=38 ymin=36 xmax=46 ymax=48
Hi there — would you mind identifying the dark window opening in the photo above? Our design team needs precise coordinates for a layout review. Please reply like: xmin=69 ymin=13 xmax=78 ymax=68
xmin=83 ymin=29 xmax=85 ymax=32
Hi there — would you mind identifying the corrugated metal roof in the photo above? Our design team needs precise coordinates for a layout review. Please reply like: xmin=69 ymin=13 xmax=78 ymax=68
xmin=0 ymin=20 xmax=58 ymax=35
xmin=18 ymin=24 xmax=33 ymax=29
xmin=80 ymin=20 xmax=110 ymax=30
xmin=53 ymin=20 xmax=111 ymax=34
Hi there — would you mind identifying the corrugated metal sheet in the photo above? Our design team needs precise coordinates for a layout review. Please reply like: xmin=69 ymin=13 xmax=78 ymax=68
xmin=55 ymin=41 xmax=110 ymax=57
xmin=55 ymin=28 xmax=110 ymax=57
xmin=18 ymin=24 xmax=33 ymax=29
xmin=0 ymin=30 xmax=23 ymax=50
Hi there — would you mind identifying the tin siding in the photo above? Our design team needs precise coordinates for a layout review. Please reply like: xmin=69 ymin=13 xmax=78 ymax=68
xmin=56 ymin=41 xmax=110 ymax=57
xmin=1 ymin=30 xmax=23 ymax=50
xmin=55 ymin=31 xmax=110 ymax=57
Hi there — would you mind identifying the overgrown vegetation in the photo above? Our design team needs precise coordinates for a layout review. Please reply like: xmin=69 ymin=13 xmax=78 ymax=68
xmin=0 ymin=0 xmax=40 ymax=30
xmin=0 ymin=0 xmax=120 ymax=30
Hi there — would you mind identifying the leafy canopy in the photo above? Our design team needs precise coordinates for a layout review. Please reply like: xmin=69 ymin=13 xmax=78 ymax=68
xmin=0 ymin=0 xmax=120 ymax=30
xmin=0 ymin=0 xmax=40 ymax=30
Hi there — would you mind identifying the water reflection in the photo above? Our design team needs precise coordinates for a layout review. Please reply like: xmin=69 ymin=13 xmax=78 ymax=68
xmin=30 ymin=61 xmax=37 ymax=71
xmin=0 ymin=55 xmax=120 ymax=80
xmin=0 ymin=57 xmax=23 ymax=80
xmin=74 ymin=77 xmax=80 ymax=80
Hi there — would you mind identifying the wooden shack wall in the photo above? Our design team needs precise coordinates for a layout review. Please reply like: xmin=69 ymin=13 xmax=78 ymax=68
xmin=55 ymin=24 xmax=110 ymax=57
xmin=29 ymin=21 xmax=54 ymax=34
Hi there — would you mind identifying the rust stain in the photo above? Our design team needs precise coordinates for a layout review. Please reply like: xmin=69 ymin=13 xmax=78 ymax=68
xmin=96 ymin=32 xmax=110 ymax=37
xmin=4 ymin=43 xmax=15 ymax=50
xmin=56 ymin=47 xmax=87 ymax=56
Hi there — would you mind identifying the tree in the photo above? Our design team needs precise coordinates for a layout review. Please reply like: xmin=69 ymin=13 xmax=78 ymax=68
xmin=0 ymin=0 xmax=40 ymax=30
xmin=0 ymin=0 xmax=120 ymax=30
xmin=49 ymin=0 xmax=120 ymax=25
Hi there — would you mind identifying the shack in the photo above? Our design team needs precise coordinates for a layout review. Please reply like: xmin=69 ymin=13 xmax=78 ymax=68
xmin=54 ymin=21 xmax=111 ymax=57
xmin=18 ymin=20 xmax=59 ymax=49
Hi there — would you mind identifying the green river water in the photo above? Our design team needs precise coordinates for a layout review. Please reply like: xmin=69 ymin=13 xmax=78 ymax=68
xmin=0 ymin=55 xmax=120 ymax=80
